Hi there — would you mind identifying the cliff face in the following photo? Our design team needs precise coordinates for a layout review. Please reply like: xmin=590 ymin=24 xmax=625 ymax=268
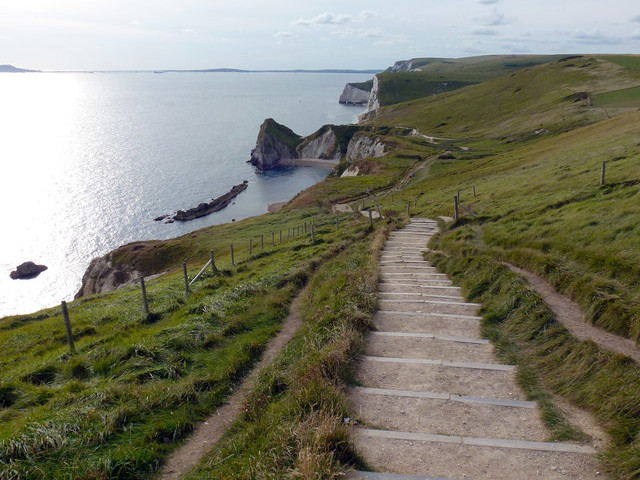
xmin=339 ymin=83 xmax=371 ymax=105
xmin=387 ymin=59 xmax=415 ymax=72
xmin=250 ymin=120 xmax=364 ymax=170
xmin=76 ymin=252 xmax=142 ymax=298
xmin=249 ymin=118 xmax=302 ymax=171
xmin=298 ymin=127 xmax=342 ymax=160
xmin=359 ymin=75 xmax=381 ymax=121
xmin=345 ymin=132 xmax=387 ymax=163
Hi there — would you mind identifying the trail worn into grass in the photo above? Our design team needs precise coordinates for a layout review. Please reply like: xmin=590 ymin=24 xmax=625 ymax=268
xmin=506 ymin=263 xmax=640 ymax=364
xmin=348 ymin=219 xmax=603 ymax=480
xmin=157 ymin=289 xmax=306 ymax=480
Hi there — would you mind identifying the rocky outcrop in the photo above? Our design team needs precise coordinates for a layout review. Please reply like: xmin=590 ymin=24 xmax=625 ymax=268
xmin=158 ymin=181 xmax=248 ymax=222
xmin=359 ymin=75 xmax=381 ymax=121
xmin=297 ymin=127 xmax=342 ymax=160
xmin=387 ymin=59 xmax=423 ymax=72
xmin=339 ymin=82 xmax=372 ymax=105
xmin=76 ymin=253 xmax=142 ymax=297
xmin=10 ymin=262 xmax=48 ymax=279
xmin=249 ymin=119 xmax=302 ymax=171
xmin=249 ymin=120 xmax=364 ymax=171
xmin=345 ymin=132 xmax=387 ymax=163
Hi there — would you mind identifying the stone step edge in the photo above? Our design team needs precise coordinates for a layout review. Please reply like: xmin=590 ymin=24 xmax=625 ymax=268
xmin=351 ymin=386 xmax=536 ymax=409
xmin=378 ymin=310 xmax=482 ymax=320
xmin=356 ymin=428 xmax=596 ymax=454
xmin=347 ymin=471 xmax=454 ymax=480
xmin=380 ymin=299 xmax=480 ymax=307
xmin=363 ymin=355 xmax=515 ymax=371
xmin=378 ymin=284 xmax=460 ymax=290
xmin=379 ymin=292 xmax=463 ymax=300
xmin=371 ymin=331 xmax=489 ymax=345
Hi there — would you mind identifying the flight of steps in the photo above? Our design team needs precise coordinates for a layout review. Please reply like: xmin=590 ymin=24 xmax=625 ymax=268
xmin=348 ymin=219 xmax=601 ymax=480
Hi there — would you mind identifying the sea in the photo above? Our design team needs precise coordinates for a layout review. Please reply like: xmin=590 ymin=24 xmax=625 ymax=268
xmin=0 ymin=71 xmax=370 ymax=318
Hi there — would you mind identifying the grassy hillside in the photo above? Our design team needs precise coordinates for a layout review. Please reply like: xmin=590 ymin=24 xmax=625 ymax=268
xmin=371 ymin=55 xmax=640 ymax=140
xmin=376 ymin=54 xmax=564 ymax=106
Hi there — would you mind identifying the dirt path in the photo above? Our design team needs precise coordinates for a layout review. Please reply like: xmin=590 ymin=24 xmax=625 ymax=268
xmin=157 ymin=290 xmax=305 ymax=480
xmin=347 ymin=219 xmax=603 ymax=480
xmin=506 ymin=264 xmax=640 ymax=364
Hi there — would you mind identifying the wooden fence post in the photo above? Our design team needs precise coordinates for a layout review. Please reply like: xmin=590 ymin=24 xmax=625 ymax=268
xmin=139 ymin=277 xmax=150 ymax=316
xmin=182 ymin=262 xmax=189 ymax=295
xmin=210 ymin=250 xmax=216 ymax=273
xmin=407 ymin=201 xmax=410 ymax=216
xmin=272 ymin=231 xmax=275 ymax=245
xmin=311 ymin=224 xmax=315 ymax=243
xmin=377 ymin=204 xmax=383 ymax=220
xmin=261 ymin=234 xmax=264 ymax=250
xmin=61 ymin=301 xmax=76 ymax=354
xmin=230 ymin=243 xmax=234 ymax=266
xmin=249 ymin=238 xmax=253 ymax=256
xmin=335 ymin=213 xmax=339 ymax=229
xmin=473 ymin=184 xmax=477 ymax=198
xmin=600 ymin=161 xmax=606 ymax=186
xmin=280 ymin=229 xmax=283 ymax=243
xmin=454 ymin=195 xmax=459 ymax=221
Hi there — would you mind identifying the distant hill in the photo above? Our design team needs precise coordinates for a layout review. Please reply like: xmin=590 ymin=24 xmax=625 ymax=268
xmin=0 ymin=64 xmax=38 ymax=73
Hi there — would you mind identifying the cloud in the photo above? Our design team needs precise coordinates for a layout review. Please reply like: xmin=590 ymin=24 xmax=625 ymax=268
xmin=274 ymin=31 xmax=294 ymax=38
xmin=573 ymin=30 xmax=624 ymax=45
xmin=359 ymin=10 xmax=379 ymax=21
xmin=476 ymin=0 xmax=499 ymax=3
xmin=632 ymin=14 xmax=640 ymax=22
xmin=475 ymin=9 xmax=507 ymax=27
xmin=373 ymin=34 xmax=408 ymax=46
xmin=293 ymin=12 xmax=353 ymax=26
xmin=472 ymin=28 xmax=498 ymax=36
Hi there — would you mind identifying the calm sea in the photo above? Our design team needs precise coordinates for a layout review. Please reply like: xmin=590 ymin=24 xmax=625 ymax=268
xmin=0 ymin=72 xmax=369 ymax=317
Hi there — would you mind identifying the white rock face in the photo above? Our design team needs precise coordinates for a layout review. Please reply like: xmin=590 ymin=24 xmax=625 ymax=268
xmin=360 ymin=75 xmax=381 ymax=121
xmin=339 ymin=84 xmax=371 ymax=105
xmin=346 ymin=132 xmax=386 ymax=163
xmin=297 ymin=128 xmax=341 ymax=160
xmin=76 ymin=254 xmax=141 ymax=298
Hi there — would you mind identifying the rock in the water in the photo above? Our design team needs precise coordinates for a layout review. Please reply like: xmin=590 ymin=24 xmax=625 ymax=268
xmin=10 ymin=261 xmax=48 ymax=279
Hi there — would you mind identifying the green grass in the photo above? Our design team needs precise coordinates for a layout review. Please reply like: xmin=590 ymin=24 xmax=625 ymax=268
xmin=0 ymin=208 xmax=376 ymax=479
xmin=427 ymin=226 xmax=640 ymax=479
xmin=603 ymin=54 xmax=640 ymax=72
xmin=185 ymin=216 xmax=402 ymax=479
xmin=592 ymin=85 xmax=640 ymax=108
xmin=375 ymin=55 xmax=566 ymax=106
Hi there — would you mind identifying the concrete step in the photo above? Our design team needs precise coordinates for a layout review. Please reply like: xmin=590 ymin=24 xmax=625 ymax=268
xmin=378 ymin=284 xmax=461 ymax=294
xmin=352 ymin=428 xmax=600 ymax=480
xmin=378 ymin=292 xmax=465 ymax=302
xmin=380 ymin=279 xmax=456 ymax=287
xmin=366 ymin=334 xmax=495 ymax=364
xmin=356 ymin=356 xmax=525 ymax=400
xmin=349 ymin=387 xmax=545 ymax=441
xmin=373 ymin=311 xmax=481 ymax=338
xmin=378 ymin=299 xmax=479 ymax=316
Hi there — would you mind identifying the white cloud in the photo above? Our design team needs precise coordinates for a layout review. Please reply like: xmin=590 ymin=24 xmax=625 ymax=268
xmin=293 ymin=12 xmax=353 ymax=26
xmin=274 ymin=31 xmax=294 ymax=38
xmin=473 ymin=28 xmax=498 ymax=36
xmin=373 ymin=34 xmax=408 ymax=46
xmin=573 ymin=29 xmax=624 ymax=45
xmin=359 ymin=10 xmax=378 ymax=21
xmin=475 ymin=9 xmax=506 ymax=27
xmin=632 ymin=14 xmax=640 ymax=22
xmin=477 ymin=0 xmax=499 ymax=3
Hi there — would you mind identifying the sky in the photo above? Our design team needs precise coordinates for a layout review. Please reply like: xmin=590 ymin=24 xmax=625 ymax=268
xmin=1 ymin=0 xmax=639 ymax=71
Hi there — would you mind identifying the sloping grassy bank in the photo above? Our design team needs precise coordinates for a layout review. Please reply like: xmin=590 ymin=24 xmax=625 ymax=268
xmin=428 ymin=223 xmax=640 ymax=479
xmin=186 ymin=215 xmax=404 ymax=479
xmin=0 ymin=208 xmax=373 ymax=479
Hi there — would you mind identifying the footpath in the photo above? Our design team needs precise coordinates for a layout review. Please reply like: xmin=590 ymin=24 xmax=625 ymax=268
xmin=348 ymin=218 xmax=603 ymax=480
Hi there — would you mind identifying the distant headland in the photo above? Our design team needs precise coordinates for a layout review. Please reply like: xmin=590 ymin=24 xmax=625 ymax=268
xmin=0 ymin=64 xmax=39 ymax=73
